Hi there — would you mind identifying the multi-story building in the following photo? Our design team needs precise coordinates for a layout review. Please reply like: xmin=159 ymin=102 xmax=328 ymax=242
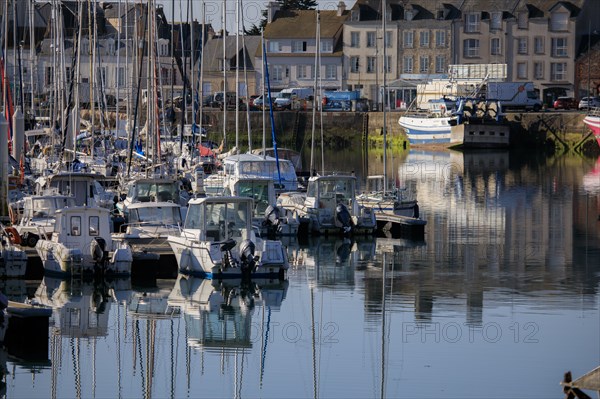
xmin=200 ymin=34 xmax=261 ymax=98
xmin=256 ymin=2 xmax=349 ymax=94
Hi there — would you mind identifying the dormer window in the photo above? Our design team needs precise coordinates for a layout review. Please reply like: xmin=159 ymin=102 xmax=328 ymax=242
xmin=437 ymin=9 xmax=445 ymax=20
xmin=517 ymin=11 xmax=528 ymax=29
xmin=405 ymin=9 xmax=414 ymax=21
xmin=550 ymin=11 xmax=568 ymax=31
xmin=351 ymin=10 xmax=359 ymax=22
xmin=490 ymin=12 xmax=502 ymax=30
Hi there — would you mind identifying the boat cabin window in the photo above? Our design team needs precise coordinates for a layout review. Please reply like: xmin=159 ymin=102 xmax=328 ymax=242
xmin=131 ymin=207 xmax=182 ymax=224
xmin=70 ymin=216 xmax=82 ymax=236
xmin=204 ymin=202 xmax=249 ymax=241
xmin=133 ymin=182 xmax=180 ymax=203
xmin=51 ymin=180 xmax=90 ymax=206
xmin=184 ymin=204 xmax=204 ymax=230
xmin=318 ymin=179 xmax=354 ymax=200
xmin=89 ymin=216 xmax=100 ymax=236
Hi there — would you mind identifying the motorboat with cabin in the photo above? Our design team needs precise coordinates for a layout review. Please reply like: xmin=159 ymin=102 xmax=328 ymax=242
xmin=221 ymin=175 xmax=299 ymax=237
xmin=167 ymin=196 xmax=289 ymax=279
xmin=277 ymin=174 xmax=376 ymax=236
xmin=356 ymin=175 xmax=418 ymax=217
xmin=35 ymin=206 xmax=133 ymax=276
xmin=204 ymin=153 xmax=299 ymax=195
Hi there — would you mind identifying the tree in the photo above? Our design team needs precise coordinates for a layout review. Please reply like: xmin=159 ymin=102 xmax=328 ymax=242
xmin=244 ymin=0 xmax=318 ymax=35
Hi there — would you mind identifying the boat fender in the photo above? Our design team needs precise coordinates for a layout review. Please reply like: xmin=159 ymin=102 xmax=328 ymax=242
xmin=5 ymin=227 xmax=21 ymax=245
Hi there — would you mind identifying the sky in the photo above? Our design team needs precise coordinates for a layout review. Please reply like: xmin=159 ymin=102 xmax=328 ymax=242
xmin=157 ymin=0 xmax=355 ymax=33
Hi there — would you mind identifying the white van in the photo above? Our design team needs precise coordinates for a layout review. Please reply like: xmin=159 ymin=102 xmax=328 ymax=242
xmin=274 ymin=88 xmax=313 ymax=110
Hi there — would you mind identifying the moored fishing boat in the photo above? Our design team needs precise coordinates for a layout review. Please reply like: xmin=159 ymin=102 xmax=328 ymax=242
xmin=167 ymin=196 xmax=289 ymax=279
xmin=36 ymin=206 xmax=133 ymax=276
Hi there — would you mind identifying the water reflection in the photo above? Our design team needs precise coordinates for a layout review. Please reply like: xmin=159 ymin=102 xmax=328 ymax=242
xmin=5 ymin=150 xmax=600 ymax=398
xmin=35 ymin=277 xmax=131 ymax=338
xmin=168 ymin=276 xmax=288 ymax=352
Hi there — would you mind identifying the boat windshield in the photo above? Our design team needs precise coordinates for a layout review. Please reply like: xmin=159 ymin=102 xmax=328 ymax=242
xmin=132 ymin=182 xmax=180 ymax=203
xmin=185 ymin=201 xmax=250 ymax=241
xmin=239 ymin=160 xmax=294 ymax=177
xmin=129 ymin=206 xmax=182 ymax=225
xmin=316 ymin=179 xmax=354 ymax=200
xmin=236 ymin=181 xmax=270 ymax=203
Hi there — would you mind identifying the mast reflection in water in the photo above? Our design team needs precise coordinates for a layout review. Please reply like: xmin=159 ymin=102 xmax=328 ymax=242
xmin=4 ymin=150 xmax=600 ymax=398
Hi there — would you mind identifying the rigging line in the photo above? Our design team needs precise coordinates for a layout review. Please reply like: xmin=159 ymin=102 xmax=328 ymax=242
xmin=57 ymin=0 xmax=81 ymax=169
xmin=126 ymin=5 xmax=149 ymax=176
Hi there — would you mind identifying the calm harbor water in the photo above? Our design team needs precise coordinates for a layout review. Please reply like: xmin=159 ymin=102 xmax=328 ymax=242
xmin=3 ymin=148 xmax=600 ymax=398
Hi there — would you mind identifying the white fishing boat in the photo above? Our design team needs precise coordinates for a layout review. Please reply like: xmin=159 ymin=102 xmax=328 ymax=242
xmin=35 ymin=172 xmax=115 ymax=210
xmin=356 ymin=175 xmax=418 ymax=217
xmin=398 ymin=98 xmax=457 ymax=144
xmin=10 ymin=193 xmax=77 ymax=248
xmin=116 ymin=177 xmax=190 ymax=220
xmin=112 ymin=201 xmax=183 ymax=257
xmin=168 ymin=196 xmax=289 ymax=279
xmin=221 ymin=175 xmax=299 ymax=237
xmin=278 ymin=174 xmax=376 ymax=236
xmin=205 ymin=153 xmax=299 ymax=194
xmin=36 ymin=206 xmax=133 ymax=277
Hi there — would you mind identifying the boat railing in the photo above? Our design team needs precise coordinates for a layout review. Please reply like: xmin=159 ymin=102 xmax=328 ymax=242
xmin=588 ymin=107 xmax=600 ymax=117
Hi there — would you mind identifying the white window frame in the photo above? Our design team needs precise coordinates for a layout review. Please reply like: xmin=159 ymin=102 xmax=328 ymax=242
xmin=268 ymin=41 xmax=281 ymax=53
xmin=366 ymin=32 xmax=376 ymax=48
xmin=419 ymin=55 xmax=429 ymax=73
xmin=292 ymin=41 xmax=306 ymax=53
xmin=350 ymin=56 xmax=359 ymax=73
xmin=518 ymin=37 xmax=528 ymax=54
xmin=403 ymin=56 xmax=413 ymax=73
xmin=550 ymin=62 xmax=567 ymax=81
xmin=465 ymin=13 xmax=480 ymax=33
xmin=384 ymin=56 xmax=391 ymax=73
xmin=403 ymin=31 xmax=414 ymax=48
xmin=463 ymin=39 xmax=479 ymax=58
xmin=272 ymin=65 xmax=284 ymax=81
xmin=320 ymin=40 xmax=333 ymax=53
xmin=552 ymin=37 xmax=568 ymax=57
xmin=435 ymin=30 xmax=446 ymax=48
xmin=385 ymin=31 xmax=392 ymax=48
xmin=435 ymin=55 xmax=445 ymax=73
xmin=534 ymin=37 xmax=544 ymax=54
xmin=325 ymin=65 xmax=336 ymax=79
xmin=366 ymin=56 xmax=376 ymax=73
xmin=297 ymin=64 xmax=308 ymax=79
xmin=420 ymin=30 xmax=430 ymax=48
xmin=491 ymin=38 xmax=501 ymax=55
xmin=350 ymin=32 xmax=360 ymax=48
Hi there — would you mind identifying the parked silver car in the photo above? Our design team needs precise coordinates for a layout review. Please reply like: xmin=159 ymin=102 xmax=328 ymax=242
xmin=578 ymin=96 xmax=600 ymax=110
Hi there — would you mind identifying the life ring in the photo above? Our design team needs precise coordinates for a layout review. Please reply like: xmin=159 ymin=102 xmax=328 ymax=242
xmin=5 ymin=227 xmax=21 ymax=245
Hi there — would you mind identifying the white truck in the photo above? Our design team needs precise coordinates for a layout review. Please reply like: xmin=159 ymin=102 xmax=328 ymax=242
xmin=274 ymin=87 xmax=314 ymax=110
xmin=484 ymin=82 xmax=542 ymax=112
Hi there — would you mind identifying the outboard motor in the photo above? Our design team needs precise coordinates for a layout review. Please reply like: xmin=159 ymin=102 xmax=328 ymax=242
xmin=336 ymin=202 xmax=353 ymax=235
xmin=262 ymin=205 xmax=281 ymax=236
xmin=220 ymin=238 xmax=238 ymax=269
xmin=91 ymin=237 xmax=108 ymax=271
xmin=239 ymin=239 xmax=258 ymax=274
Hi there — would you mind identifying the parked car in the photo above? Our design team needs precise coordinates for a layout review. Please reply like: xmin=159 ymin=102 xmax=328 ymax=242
xmin=253 ymin=92 xmax=279 ymax=110
xmin=578 ymin=96 xmax=600 ymax=110
xmin=211 ymin=92 xmax=245 ymax=110
xmin=553 ymin=96 xmax=577 ymax=110
xmin=248 ymin=95 xmax=260 ymax=110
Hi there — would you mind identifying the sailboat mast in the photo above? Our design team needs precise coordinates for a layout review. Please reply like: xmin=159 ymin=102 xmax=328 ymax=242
xmin=382 ymin=0 xmax=388 ymax=193
xmin=240 ymin=4 xmax=252 ymax=152
xmin=235 ymin=0 xmax=239 ymax=150
xmin=310 ymin=11 xmax=319 ymax=175
xmin=222 ymin=0 xmax=227 ymax=148
xmin=29 ymin=0 xmax=35 ymax=114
